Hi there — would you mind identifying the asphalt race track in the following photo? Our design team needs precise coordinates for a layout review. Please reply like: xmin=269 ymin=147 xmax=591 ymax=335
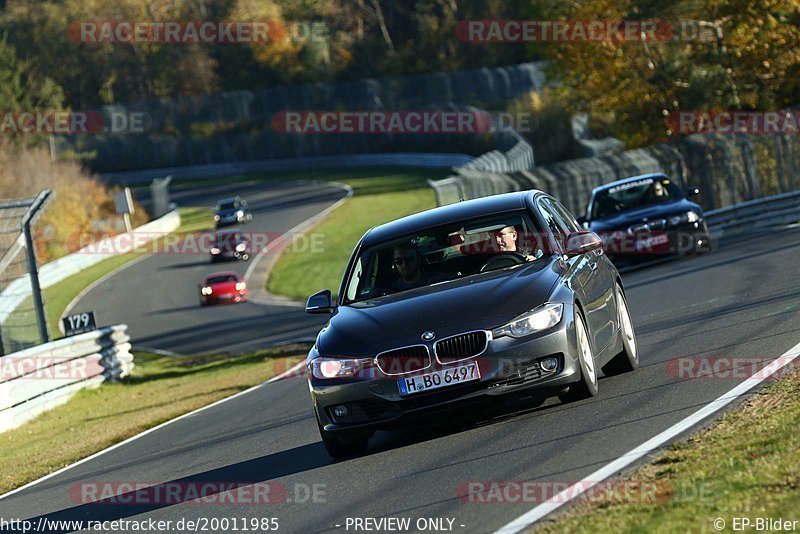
xmin=2 ymin=182 xmax=799 ymax=532
xmin=70 ymin=180 xmax=348 ymax=355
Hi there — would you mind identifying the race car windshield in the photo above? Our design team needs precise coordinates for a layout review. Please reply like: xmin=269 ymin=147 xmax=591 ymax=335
xmin=206 ymin=275 xmax=237 ymax=285
xmin=218 ymin=202 xmax=237 ymax=211
xmin=342 ymin=210 xmax=545 ymax=304
xmin=591 ymin=178 xmax=684 ymax=219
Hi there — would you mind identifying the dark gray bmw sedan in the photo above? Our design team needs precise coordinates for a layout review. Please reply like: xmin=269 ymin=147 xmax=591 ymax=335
xmin=305 ymin=191 xmax=638 ymax=458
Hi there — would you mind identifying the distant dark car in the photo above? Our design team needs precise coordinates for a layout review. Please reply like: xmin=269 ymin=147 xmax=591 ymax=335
xmin=214 ymin=196 xmax=252 ymax=228
xmin=199 ymin=271 xmax=247 ymax=305
xmin=305 ymin=191 xmax=638 ymax=458
xmin=579 ymin=173 xmax=712 ymax=262
xmin=210 ymin=229 xmax=250 ymax=262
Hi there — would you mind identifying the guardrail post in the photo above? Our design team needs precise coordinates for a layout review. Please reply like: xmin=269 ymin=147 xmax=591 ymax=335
xmin=20 ymin=190 xmax=52 ymax=344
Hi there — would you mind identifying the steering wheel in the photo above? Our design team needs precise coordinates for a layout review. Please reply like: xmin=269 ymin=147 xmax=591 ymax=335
xmin=479 ymin=253 xmax=527 ymax=272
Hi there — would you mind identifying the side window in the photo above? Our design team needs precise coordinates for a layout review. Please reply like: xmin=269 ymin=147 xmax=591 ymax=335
xmin=551 ymin=200 xmax=582 ymax=233
xmin=536 ymin=198 xmax=569 ymax=251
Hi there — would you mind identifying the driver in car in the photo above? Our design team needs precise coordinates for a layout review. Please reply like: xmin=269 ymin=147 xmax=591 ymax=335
xmin=390 ymin=242 xmax=429 ymax=292
xmin=494 ymin=226 xmax=541 ymax=261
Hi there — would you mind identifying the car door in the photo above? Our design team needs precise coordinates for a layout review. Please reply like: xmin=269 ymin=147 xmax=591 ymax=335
xmin=539 ymin=197 xmax=615 ymax=353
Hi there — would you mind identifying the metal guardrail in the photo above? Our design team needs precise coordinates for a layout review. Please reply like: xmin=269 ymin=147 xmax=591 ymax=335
xmin=706 ymin=190 xmax=800 ymax=238
xmin=0 ymin=325 xmax=133 ymax=433
xmin=100 ymin=153 xmax=475 ymax=184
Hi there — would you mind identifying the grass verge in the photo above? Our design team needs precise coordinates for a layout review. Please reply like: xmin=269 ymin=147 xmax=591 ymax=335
xmin=532 ymin=370 xmax=800 ymax=533
xmin=0 ymin=347 xmax=305 ymax=495
xmin=266 ymin=168 xmax=444 ymax=300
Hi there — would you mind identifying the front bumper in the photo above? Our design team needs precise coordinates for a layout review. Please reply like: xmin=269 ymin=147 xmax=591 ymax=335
xmin=601 ymin=221 xmax=711 ymax=258
xmin=201 ymin=290 xmax=247 ymax=304
xmin=310 ymin=308 xmax=581 ymax=434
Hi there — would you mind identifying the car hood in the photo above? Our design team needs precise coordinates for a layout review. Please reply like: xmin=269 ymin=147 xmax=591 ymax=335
xmin=588 ymin=199 xmax=702 ymax=232
xmin=208 ymin=281 xmax=239 ymax=292
xmin=316 ymin=257 xmax=562 ymax=357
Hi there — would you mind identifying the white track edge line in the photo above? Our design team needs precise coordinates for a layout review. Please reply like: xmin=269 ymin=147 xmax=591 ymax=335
xmin=494 ymin=340 xmax=800 ymax=534
xmin=0 ymin=359 xmax=306 ymax=501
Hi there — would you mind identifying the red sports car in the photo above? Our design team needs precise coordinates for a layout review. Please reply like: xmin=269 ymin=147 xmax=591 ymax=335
xmin=199 ymin=271 xmax=247 ymax=305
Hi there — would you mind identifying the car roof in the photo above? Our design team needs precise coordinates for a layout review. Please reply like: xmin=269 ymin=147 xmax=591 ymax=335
xmin=216 ymin=196 xmax=241 ymax=204
xmin=363 ymin=191 xmax=539 ymax=245
xmin=205 ymin=271 xmax=239 ymax=280
xmin=591 ymin=173 xmax=670 ymax=195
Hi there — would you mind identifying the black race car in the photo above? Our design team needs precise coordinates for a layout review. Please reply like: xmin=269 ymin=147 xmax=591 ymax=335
xmin=214 ymin=196 xmax=252 ymax=228
xmin=578 ymin=173 xmax=712 ymax=262
xmin=305 ymin=190 xmax=638 ymax=458
xmin=210 ymin=229 xmax=250 ymax=262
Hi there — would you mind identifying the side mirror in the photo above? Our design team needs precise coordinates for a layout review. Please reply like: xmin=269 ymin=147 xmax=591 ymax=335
xmin=686 ymin=186 xmax=700 ymax=197
xmin=565 ymin=231 xmax=603 ymax=257
xmin=306 ymin=289 xmax=334 ymax=314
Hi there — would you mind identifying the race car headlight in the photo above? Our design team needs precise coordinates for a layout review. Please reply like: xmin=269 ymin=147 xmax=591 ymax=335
xmin=210 ymin=247 xmax=220 ymax=254
xmin=236 ymin=210 xmax=244 ymax=218
xmin=669 ymin=211 xmax=700 ymax=226
xmin=311 ymin=357 xmax=369 ymax=379
xmin=235 ymin=243 xmax=246 ymax=251
xmin=214 ymin=214 xmax=220 ymax=221
xmin=492 ymin=303 xmax=563 ymax=338
xmin=201 ymin=286 xmax=212 ymax=295
xmin=235 ymin=282 xmax=246 ymax=291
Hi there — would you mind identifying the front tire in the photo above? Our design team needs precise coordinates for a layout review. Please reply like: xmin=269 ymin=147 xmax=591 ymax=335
xmin=602 ymin=285 xmax=639 ymax=376
xmin=316 ymin=415 xmax=370 ymax=459
xmin=559 ymin=308 xmax=599 ymax=403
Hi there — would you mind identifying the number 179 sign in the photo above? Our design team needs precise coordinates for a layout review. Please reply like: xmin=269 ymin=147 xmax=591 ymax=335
xmin=62 ymin=311 xmax=97 ymax=337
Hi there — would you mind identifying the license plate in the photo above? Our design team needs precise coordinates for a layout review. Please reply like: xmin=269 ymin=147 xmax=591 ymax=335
xmin=397 ymin=362 xmax=480 ymax=396
xmin=218 ymin=293 xmax=233 ymax=300
xmin=636 ymin=234 xmax=669 ymax=250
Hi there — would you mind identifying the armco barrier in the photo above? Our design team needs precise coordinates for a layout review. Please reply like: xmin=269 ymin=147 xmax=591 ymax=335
xmin=100 ymin=153 xmax=474 ymax=185
xmin=705 ymin=190 xmax=800 ymax=238
xmin=430 ymin=131 xmax=800 ymax=218
xmin=0 ymin=325 xmax=133 ymax=433
xmin=0 ymin=209 xmax=180 ymax=327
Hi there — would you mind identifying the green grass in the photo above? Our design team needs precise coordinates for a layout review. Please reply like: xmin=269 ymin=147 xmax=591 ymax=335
xmin=265 ymin=168 xmax=444 ymax=300
xmin=0 ymin=347 xmax=305 ymax=494
xmin=533 ymin=371 xmax=800 ymax=533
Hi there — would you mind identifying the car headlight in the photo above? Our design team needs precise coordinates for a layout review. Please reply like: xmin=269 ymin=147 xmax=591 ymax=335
xmin=310 ymin=357 xmax=370 ymax=379
xmin=210 ymin=247 xmax=220 ymax=254
xmin=492 ymin=303 xmax=563 ymax=338
xmin=236 ymin=210 xmax=244 ymax=218
xmin=235 ymin=243 xmax=246 ymax=251
xmin=201 ymin=286 xmax=212 ymax=295
xmin=669 ymin=211 xmax=700 ymax=226
xmin=235 ymin=282 xmax=246 ymax=291
xmin=214 ymin=214 xmax=220 ymax=221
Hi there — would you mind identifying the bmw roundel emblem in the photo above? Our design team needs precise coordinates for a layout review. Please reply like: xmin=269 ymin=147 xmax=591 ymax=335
xmin=421 ymin=331 xmax=436 ymax=341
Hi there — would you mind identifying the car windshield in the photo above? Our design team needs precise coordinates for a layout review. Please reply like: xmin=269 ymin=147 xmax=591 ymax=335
xmin=216 ymin=232 xmax=242 ymax=245
xmin=218 ymin=201 xmax=238 ymax=211
xmin=591 ymin=177 xmax=684 ymax=219
xmin=206 ymin=275 xmax=237 ymax=285
xmin=342 ymin=210 xmax=545 ymax=304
